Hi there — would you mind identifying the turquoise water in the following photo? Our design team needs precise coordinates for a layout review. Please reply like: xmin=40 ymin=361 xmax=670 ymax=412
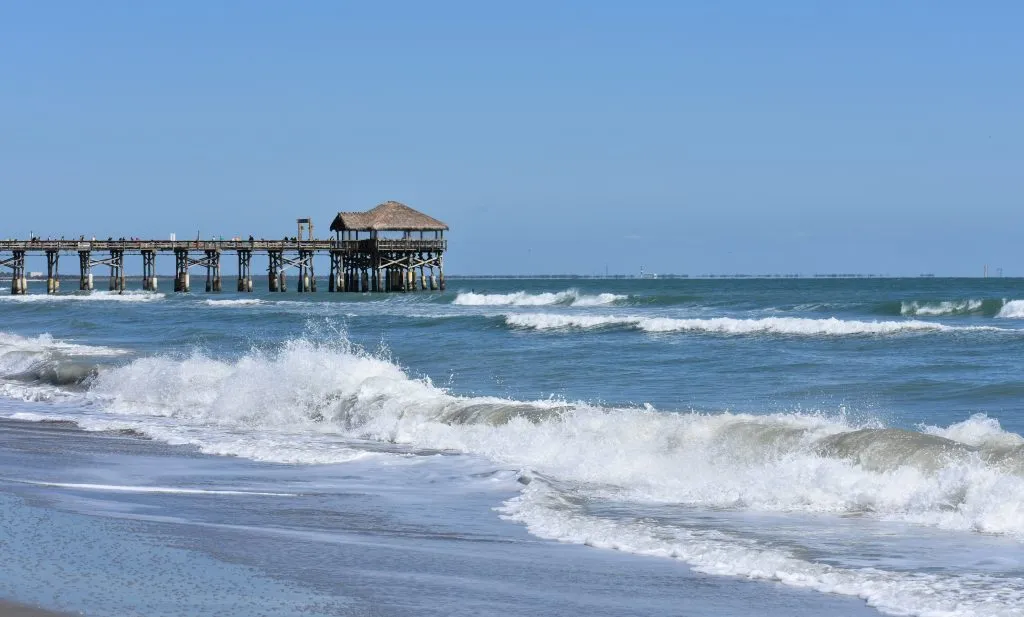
xmin=2 ymin=277 xmax=1023 ymax=616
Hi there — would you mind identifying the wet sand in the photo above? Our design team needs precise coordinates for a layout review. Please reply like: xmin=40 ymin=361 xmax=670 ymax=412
xmin=0 ymin=601 xmax=73 ymax=617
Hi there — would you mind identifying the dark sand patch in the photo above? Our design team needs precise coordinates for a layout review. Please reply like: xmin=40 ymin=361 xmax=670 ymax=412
xmin=0 ymin=600 xmax=75 ymax=617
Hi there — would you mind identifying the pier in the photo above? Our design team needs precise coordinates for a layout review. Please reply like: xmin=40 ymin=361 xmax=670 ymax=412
xmin=0 ymin=201 xmax=447 ymax=295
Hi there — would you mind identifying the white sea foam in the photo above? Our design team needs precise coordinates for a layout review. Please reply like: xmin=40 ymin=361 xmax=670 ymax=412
xmin=0 ymin=290 xmax=165 ymax=303
xmin=997 ymin=300 xmax=1024 ymax=319
xmin=203 ymin=298 xmax=267 ymax=307
xmin=923 ymin=413 xmax=1024 ymax=450
xmin=453 ymin=289 xmax=626 ymax=307
xmin=503 ymin=313 xmax=1002 ymax=335
xmin=0 ymin=382 xmax=72 ymax=403
xmin=901 ymin=299 xmax=983 ymax=316
xmin=501 ymin=482 xmax=1024 ymax=617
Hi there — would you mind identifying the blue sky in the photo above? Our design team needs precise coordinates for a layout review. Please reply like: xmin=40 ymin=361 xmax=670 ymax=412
xmin=1 ymin=1 xmax=1021 ymax=275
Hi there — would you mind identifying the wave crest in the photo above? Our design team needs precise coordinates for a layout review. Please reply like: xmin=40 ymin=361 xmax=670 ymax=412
xmin=0 ymin=290 xmax=164 ymax=303
xmin=503 ymin=314 xmax=1002 ymax=336
xmin=997 ymin=300 xmax=1024 ymax=319
xmin=204 ymin=299 xmax=267 ymax=307
xmin=453 ymin=289 xmax=626 ymax=307
xmin=71 ymin=337 xmax=1024 ymax=538
xmin=900 ymin=299 xmax=984 ymax=316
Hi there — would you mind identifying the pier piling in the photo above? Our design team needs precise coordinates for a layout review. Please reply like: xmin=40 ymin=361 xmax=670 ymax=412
xmin=2 ymin=250 xmax=27 ymax=295
xmin=46 ymin=250 xmax=59 ymax=294
xmin=204 ymin=250 xmax=221 ymax=292
xmin=108 ymin=249 xmax=125 ymax=293
xmin=174 ymin=249 xmax=190 ymax=292
xmin=78 ymin=250 xmax=93 ymax=291
xmin=237 ymin=249 xmax=252 ymax=292
xmin=141 ymin=250 xmax=157 ymax=291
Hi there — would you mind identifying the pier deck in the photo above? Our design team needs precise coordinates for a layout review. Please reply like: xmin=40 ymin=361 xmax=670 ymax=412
xmin=0 ymin=238 xmax=447 ymax=295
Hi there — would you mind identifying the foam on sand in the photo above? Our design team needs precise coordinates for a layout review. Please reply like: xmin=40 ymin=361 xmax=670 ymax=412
xmin=501 ymin=480 xmax=1024 ymax=617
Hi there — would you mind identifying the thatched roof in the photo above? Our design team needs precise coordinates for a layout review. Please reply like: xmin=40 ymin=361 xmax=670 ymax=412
xmin=330 ymin=201 xmax=448 ymax=232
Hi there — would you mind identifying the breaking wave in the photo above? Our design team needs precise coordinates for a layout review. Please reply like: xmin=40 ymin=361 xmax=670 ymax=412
xmin=503 ymin=314 xmax=1004 ymax=336
xmin=0 ymin=332 xmax=124 ymax=389
xmin=453 ymin=289 xmax=627 ymax=307
xmin=997 ymin=300 xmax=1024 ymax=319
xmin=900 ymin=299 xmax=986 ymax=316
xmin=8 ymin=334 xmax=1024 ymax=615
xmin=0 ymin=290 xmax=164 ymax=303
xmin=1 ymin=332 xmax=123 ymax=367
xmin=204 ymin=298 xmax=267 ymax=307
xmin=66 ymin=339 xmax=1023 ymax=530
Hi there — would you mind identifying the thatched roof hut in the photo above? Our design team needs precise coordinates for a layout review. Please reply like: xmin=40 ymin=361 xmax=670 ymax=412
xmin=330 ymin=201 xmax=448 ymax=232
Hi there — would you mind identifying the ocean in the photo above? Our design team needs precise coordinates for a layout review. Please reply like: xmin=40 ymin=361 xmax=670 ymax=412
xmin=1 ymin=276 xmax=1023 ymax=616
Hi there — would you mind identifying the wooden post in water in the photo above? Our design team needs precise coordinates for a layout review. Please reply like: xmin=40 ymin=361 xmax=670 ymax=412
xmin=78 ymin=250 xmax=92 ymax=291
xmin=46 ymin=250 xmax=59 ymax=294
xmin=309 ymin=251 xmax=317 ymax=292
xmin=439 ymin=253 xmax=445 ymax=291
xmin=108 ymin=249 xmax=125 ymax=293
xmin=267 ymin=250 xmax=280 ymax=292
xmin=174 ymin=249 xmax=190 ymax=292
xmin=204 ymin=249 xmax=221 ymax=292
xmin=141 ymin=250 xmax=157 ymax=291
xmin=9 ymin=250 xmax=26 ymax=295
xmin=213 ymin=250 xmax=222 ymax=292
xmin=328 ymin=250 xmax=341 ymax=292
xmin=237 ymin=249 xmax=252 ymax=292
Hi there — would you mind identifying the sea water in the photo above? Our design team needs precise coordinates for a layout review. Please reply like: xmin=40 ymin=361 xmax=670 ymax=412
xmin=1 ymin=277 xmax=1023 ymax=616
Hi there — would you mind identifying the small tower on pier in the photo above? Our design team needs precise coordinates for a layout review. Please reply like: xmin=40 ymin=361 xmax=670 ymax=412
xmin=297 ymin=218 xmax=313 ymax=241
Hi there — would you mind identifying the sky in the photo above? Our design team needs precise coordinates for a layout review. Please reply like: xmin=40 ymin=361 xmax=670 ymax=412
xmin=1 ymin=1 xmax=1022 ymax=276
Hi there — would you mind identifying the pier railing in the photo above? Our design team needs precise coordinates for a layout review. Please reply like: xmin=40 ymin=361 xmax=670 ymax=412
xmin=0 ymin=239 xmax=446 ymax=253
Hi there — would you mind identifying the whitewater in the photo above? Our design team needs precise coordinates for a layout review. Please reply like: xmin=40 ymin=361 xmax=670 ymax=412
xmin=453 ymin=288 xmax=628 ymax=307
xmin=3 ymin=277 xmax=1024 ymax=617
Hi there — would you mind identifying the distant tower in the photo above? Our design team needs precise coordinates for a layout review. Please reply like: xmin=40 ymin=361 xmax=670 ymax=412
xmin=297 ymin=218 xmax=313 ymax=241
xmin=640 ymin=265 xmax=645 ymax=279
xmin=984 ymin=264 xmax=989 ymax=278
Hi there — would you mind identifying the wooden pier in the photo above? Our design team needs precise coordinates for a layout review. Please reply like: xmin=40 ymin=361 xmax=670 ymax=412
xmin=0 ymin=201 xmax=447 ymax=295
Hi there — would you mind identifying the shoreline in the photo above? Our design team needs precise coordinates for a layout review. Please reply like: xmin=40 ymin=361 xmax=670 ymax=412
xmin=0 ymin=415 xmax=882 ymax=617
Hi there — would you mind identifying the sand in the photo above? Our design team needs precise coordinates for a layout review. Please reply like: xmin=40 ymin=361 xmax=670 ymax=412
xmin=0 ymin=600 xmax=74 ymax=617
